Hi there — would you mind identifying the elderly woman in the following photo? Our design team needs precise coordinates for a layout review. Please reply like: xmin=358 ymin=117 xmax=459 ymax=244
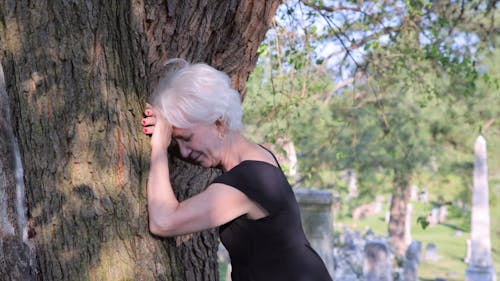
xmin=141 ymin=59 xmax=332 ymax=281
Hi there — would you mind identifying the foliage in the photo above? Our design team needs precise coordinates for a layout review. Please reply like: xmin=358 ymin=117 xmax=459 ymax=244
xmin=244 ymin=0 xmax=500 ymax=206
xmin=416 ymin=215 xmax=429 ymax=230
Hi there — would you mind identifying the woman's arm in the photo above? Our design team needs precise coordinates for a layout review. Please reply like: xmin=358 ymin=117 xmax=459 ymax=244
xmin=148 ymin=183 xmax=254 ymax=236
xmin=143 ymin=105 xmax=181 ymax=234
xmin=141 ymin=106 xmax=253 ymax=237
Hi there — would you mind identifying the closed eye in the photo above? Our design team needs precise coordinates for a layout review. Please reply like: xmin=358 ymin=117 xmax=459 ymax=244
xmin=175 ymin=134 xmax=193 ymax=143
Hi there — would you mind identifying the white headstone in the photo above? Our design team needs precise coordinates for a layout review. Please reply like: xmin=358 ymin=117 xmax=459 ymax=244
xmin=345 ymin=169 xmax=358 ymax=199
xmin=418 ymin=189 xmax=429 ymax=203
xmin=424 ymin=243 xmax=438 ymax=261
xmin=465 ymin=136 xmax=496 ymax=281
xmin=374 ymin=195 xmax=384 ymax=214
xmin=438 ymin=205 xmax=448 ymax=223
xmin=428 ymin=207 xmax=439 ymax=226
xmin=410 ymin=185 xmax=418 ymax=201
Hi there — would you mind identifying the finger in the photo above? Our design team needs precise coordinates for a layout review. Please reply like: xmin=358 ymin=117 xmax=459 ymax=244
xmin=144 ymin=104 xmax=156 ymax=117
xmin=144 ymin=108 xmax=154 ymax=117
xmin=141 ymin=116 xmax=157 ymax=127
xmin=143 ymin=126 xmax=154 ymax=135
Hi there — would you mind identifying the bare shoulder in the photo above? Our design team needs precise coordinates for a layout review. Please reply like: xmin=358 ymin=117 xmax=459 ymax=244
xmin=242 ymin=142 xmax=279 ymax=167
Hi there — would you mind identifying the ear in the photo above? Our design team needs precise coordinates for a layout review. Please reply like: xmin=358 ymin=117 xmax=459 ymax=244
xmin=215 ymin=118 xmax=226 ymax=133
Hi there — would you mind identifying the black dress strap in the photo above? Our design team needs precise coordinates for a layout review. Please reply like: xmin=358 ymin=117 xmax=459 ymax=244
xmin=258 ymin=144 xmax=282 ymax=170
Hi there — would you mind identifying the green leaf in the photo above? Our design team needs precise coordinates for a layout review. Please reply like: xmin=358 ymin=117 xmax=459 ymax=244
xmin=416 ymin=216 xmax=429 ymax=230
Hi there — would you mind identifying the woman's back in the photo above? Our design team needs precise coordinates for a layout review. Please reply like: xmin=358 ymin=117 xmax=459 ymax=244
xmin=213 ymin=160 xmax=332 ymax=281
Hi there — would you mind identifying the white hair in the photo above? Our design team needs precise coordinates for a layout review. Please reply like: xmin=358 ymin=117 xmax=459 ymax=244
xmin=151 ymin=59 xmax=243 ymax=132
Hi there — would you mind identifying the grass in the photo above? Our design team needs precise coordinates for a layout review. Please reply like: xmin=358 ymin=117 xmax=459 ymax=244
xmin=218 ymin=263 xmax=228 ymax=281
xmin=337 ymin=199 xmax=500 ymax=281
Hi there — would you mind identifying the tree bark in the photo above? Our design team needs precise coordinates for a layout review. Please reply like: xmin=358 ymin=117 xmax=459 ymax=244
xmin=388 ymin=169 xmax=411 ymax=256
xmin=0 ymin=59 xmax=37 ymax=281
xmin=0 ymin=1 xmax=279 ymax=280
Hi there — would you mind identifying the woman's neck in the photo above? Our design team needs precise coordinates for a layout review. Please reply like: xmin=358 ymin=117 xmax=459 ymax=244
xmin=219 ymin=132 xmax=254 ymax=172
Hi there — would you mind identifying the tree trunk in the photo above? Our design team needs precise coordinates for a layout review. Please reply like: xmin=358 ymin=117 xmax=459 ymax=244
xmin=388 ymin=169 xmax=411 ymax=256
xmin=0 ymin=60 xmax=37 ymax=280
xmin=0 ymin=1 xmax=279 ymax=280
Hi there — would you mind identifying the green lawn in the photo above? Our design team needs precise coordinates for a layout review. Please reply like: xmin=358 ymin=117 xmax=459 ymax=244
xmin=337 ymin=200 xmax=500 ymax=281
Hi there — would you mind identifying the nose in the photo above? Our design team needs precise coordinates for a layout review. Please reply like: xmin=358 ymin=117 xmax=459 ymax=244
xmin=178 ymin=142 xmax=192 ymax=158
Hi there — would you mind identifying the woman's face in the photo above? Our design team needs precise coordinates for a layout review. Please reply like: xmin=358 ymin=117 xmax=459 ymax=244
xmin=171 ymin=123 xmax=223 ymax=168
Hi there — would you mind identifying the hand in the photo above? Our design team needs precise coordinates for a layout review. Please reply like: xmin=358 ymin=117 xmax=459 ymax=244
xmin=141 ymin=103 xmax=156 ymax=134
xmin=142 ymin=104 xmax=172 ymax=151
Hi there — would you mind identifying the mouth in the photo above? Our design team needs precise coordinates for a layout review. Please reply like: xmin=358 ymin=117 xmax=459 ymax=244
xmin=190 ymin=152 xmax=202 ymax=162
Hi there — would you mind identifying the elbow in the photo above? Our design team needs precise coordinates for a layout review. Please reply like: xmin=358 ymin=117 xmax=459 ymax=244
xmin=149 ymin=218 xmax=176 ymax=237
xmin=149 ymin=222 xmax=164 ymax=237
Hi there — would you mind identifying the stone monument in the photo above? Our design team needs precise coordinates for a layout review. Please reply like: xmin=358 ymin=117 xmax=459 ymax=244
xmin=345 ymin=169 xmax=358 ymax=199
xmin=363 ymin=241 xmax=392 ymax=281
xmin=465 ymin=136 xmax=496 ymax=281
xmin=294 ymin=188 xmax=335 ymax=278
xmin=424 ymin=243 xmax=438 ymax=261
xmin=403 ymin=241 xmax=421 ymax=281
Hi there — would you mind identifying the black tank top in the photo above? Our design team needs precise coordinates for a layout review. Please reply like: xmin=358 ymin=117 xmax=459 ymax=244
xmin=212 ymin=155 xmax=332 ymax=281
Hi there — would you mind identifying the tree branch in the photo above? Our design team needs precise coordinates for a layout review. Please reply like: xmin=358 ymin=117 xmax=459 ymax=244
xmin=300 ymin=0 xmax=362 ymax=13
xmin=324 ymin=72 xmax=363 ymax=103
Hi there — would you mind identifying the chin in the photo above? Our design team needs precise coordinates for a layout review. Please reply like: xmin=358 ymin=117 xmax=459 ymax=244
xmin=197 ymin=161 xmax=207 ymax=167
xmin=200 ymin=162 xmax=215 ymax=168
xmin=199 ymin=159 xmax=218 ymax=169
xmin=196 ymin=158 xmax=209 ymax=168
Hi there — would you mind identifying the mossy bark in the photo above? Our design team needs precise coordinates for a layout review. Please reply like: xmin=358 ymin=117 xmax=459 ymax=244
xmin=0 ymin=1 xmax=279 ymax=280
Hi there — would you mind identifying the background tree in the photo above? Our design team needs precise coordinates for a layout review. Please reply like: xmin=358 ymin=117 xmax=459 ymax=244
xmin=244 ymin=0 xmax=499 ymax=255
xmin=0 ymin=1 xmax=279 ymax=280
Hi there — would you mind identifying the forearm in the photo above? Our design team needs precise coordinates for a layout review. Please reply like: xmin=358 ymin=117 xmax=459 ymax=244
xmin=147 ymin=147 xmax=179 ymax=232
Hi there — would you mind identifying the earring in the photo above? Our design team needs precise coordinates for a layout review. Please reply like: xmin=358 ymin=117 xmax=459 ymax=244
xmin=218 ymin=131 xmax=224 ymax=140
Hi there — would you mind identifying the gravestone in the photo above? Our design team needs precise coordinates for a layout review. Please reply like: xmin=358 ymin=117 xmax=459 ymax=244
xmin=334 ymin=229 xmax=364 ymax=281
xmin=465 ymin=136 xmax=497 ymax=281
xmin=294 ymin=188 xmax=335 ymax=278
xmin=424 ymin=243 xmax=438 ymax=261
xmin=403 ymin=241 xmax=421 ymax=281
xmin=352 ymin=203 xmax=376 ymax=220
xmin=363 ymin=241 xmax=392 ymax=281
xmin=418 ymin=189 xmax=429 ymax=203
xmin=373 ymin=195 xmax=384 ymax=214
xmin=344 ymin=169 xmax=358 ymax=199
xmin=364 ymin=227 xmax=376 ymax=241
xmin=410 ymin=185 xmax=418 ymax=201
xmin=438 ymin=205 xmax=448 ymax=223
xmin=428 ymin=207 xmax=439 ymax=226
